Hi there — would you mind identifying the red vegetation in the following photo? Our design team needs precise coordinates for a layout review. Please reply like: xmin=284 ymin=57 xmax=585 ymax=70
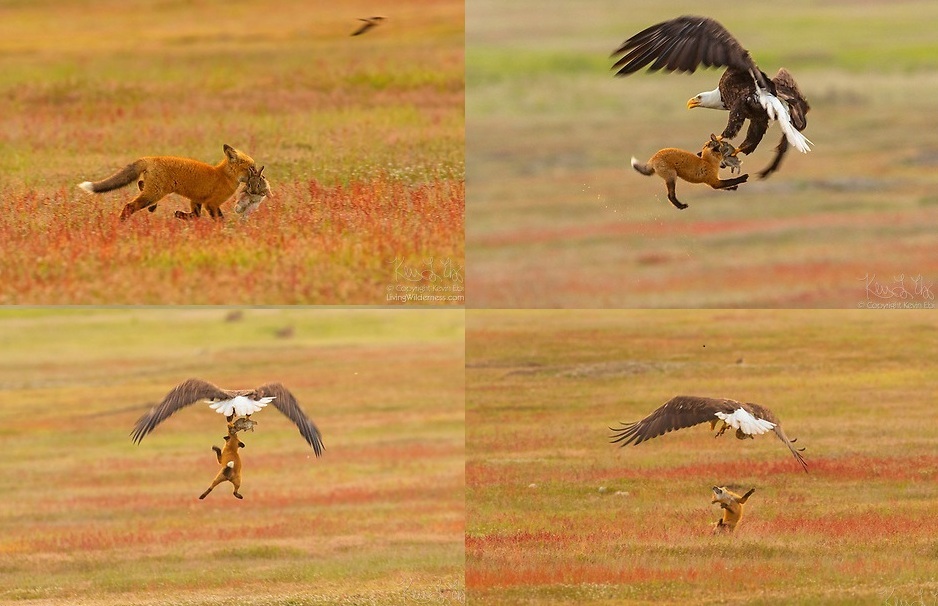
xmin=0 ymin=177 xmax=464 ymax=304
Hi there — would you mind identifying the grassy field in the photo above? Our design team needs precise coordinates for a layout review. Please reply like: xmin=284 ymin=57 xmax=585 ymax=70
xmin=0 ymin=309 xmax=465 ymax=605
xmin=467 ymin=0 xmax=938 ymax=307
xmin=466 ymin=310 xmax=938 ymax=604
xmin=0 ymin=0 xmax=464 ymax=304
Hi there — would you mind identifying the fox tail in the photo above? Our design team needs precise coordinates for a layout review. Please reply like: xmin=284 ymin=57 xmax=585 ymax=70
xmin=79 ymin=159 xmax=146 ymax=194
xmin=630 ymin=157 xmax=654 ymax=176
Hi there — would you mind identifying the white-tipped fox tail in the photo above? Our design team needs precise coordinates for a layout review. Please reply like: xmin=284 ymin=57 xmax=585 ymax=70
xmin=78 ymin=181 xmax=95 ymax=194
xmin=631 ymin=157 xmax=654 ymax=176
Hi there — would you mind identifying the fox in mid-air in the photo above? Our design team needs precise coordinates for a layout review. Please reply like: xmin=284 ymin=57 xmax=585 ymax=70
xmin=199 ymin=422 xmax=247 ymax=500
xmin=711 ymin=486 xmax=756 ymax=533
xmin=631 ymin=134 xmax=748 ymax=210
xmin=78 ymin=144 xmax=255 ymax=221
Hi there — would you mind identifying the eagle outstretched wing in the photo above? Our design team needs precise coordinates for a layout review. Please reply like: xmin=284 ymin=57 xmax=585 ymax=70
xmin=771 ymin=68 xmax=809 ymax=130
xmin=611 ymin=16 xmax=761 ymax=83
xmin=744 ymin=402 xmax=808 ymax=472
xmin=131 ymin=378 xmax=234 ymax=444
xmin=609 ymin=395 xmax=739 ymax=446
xmin=255 ymin=383 xmax=324 ymax=457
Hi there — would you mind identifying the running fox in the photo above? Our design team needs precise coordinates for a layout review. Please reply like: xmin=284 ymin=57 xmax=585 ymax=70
xmin=199 ymin=423 xmax=246 ymax=500
xmin=78 ymin=144 xmax=255 ymax=221
xmin=631 ymin=134 xmax=748 ymax=210
xmin=711 ymin=486 xmax=756 ymax=533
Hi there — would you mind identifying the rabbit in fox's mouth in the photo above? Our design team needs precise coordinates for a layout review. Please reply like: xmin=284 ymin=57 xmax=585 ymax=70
xmin=234 ymin=165 xmax=271 ymax=217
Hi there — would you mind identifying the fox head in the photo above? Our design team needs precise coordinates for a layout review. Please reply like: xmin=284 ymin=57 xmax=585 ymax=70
xmin=711 ymin=486 xmax=755 ymax=507
xmin=223 ymin=144 xmax=256 ymax=181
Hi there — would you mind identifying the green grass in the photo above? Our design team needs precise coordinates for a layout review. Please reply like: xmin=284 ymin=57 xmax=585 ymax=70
xmin=0 ymin=0 xmax=464 ymax=304
xmin=0 ymin=309 xmax=465 ymax=605
xmin=466 ymin=0 xmax=938 ymax=307
xmin=466 ymin=310 xmax=938 ymax=604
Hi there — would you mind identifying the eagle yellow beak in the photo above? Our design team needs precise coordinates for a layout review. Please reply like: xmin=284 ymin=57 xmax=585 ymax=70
xmin=687 ymin=97 xmax=701 ymax=109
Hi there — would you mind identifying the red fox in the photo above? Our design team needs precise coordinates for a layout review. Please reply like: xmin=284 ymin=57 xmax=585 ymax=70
xmin=78 ymin=144 xmax=255 ymax=221
xmin=199 ymin=423 xmax=246 ymax=500
xmin=631 ymin=134 xmax=748 ymax=210
xmin=711 ymin=486 xmax=756 ymax=533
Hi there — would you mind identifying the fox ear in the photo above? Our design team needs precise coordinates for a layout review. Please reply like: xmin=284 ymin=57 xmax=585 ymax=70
xmin=224 ymin=144 xmax=237 ymax=161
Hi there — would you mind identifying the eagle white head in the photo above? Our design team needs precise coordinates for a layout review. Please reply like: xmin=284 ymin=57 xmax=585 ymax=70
xmin=687 ymin=88 xmax=725 ymax=110
xmin=208 ymin=395 xmax=274 ymax=417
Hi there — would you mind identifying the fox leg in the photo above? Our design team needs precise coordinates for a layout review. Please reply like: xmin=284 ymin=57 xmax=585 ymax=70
xmin=231 ymin=475 xmax=243 ymax=499
xmin=714 ymin=174 xmax=749 ymax=190
xmin=120 ymin=192 xmax=163 ymax=221
xmin=664 ymin=177 xmax=687 ymax=210
xmin=174 ymin=202 xmax=203 ymax=220
xmin=199 ymin=470 xmax=228 ymax=500
xmin=212 ymin=445 xmax=222 ymax=464
xmin=206 ymin=206 xmax=224 ymax=220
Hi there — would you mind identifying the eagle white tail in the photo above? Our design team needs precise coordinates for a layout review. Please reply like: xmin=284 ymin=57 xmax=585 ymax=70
xmin=756 ymin=88 xmax=813 ymax=153
xmin=715 ymin=409 xmax=776 ymax=436
xmin=209 ymin=395 xmax=274 ymax=417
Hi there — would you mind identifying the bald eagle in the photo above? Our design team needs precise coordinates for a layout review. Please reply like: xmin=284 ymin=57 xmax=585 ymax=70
xmin=611 ymin=16 xmax=811 ymax=179
xmin=132 ymin=378 xmax=324 ymax=456
xmin=609 ymin=395 xmax=807 ymax=472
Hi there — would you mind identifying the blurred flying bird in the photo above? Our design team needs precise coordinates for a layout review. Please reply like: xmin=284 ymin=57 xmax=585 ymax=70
xmin=352 ymin=16 xmax=386 ymax=36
